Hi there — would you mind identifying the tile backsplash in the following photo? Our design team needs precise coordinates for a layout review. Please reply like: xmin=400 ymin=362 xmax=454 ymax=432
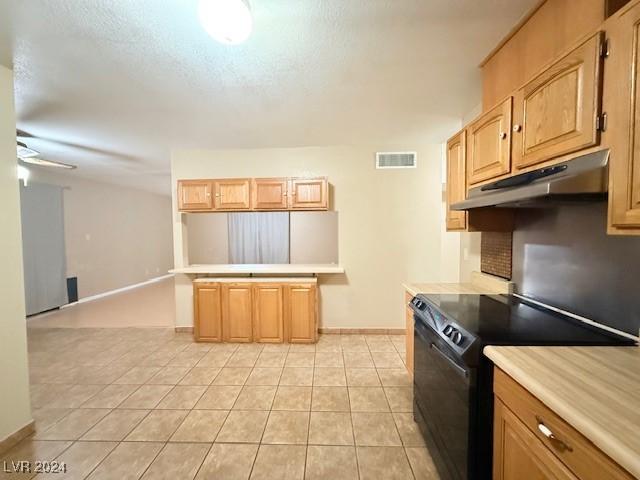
xmin=480 ymin=231 xmax=513 ymax=280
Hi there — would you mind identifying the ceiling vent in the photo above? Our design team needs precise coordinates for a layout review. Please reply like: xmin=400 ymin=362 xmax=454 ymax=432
xmin=375 ymin=152 xmax=417 ymax=169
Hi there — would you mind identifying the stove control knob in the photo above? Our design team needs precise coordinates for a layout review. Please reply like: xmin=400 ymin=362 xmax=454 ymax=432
xmin=452 ymin=331 xmax=464 ymax=345
xmin=443 ymin=325 xmax=454 ymax=336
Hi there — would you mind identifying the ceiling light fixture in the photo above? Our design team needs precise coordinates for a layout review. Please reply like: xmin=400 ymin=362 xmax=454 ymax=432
xmin=198 ymin=0 xmax=253 ymax=45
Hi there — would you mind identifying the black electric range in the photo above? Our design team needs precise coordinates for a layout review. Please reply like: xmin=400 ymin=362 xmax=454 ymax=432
xmin=409 ymin=293 xmax=637 ymax=480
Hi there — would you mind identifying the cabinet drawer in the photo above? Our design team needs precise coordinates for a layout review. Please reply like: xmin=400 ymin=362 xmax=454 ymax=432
xmin=494 ymin=398 xmax=579 ymax=480
xmin=494 ymin=368 xmax=634 ymax=480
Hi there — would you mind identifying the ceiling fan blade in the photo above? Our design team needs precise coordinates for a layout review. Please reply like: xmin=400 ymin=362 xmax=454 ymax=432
xmin=16 ymin=129 xmax=35 ymax=138
xmin=20 ymin=157 xmax=77 ymax=169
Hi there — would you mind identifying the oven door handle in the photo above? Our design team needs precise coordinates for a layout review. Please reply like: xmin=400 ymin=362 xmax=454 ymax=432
xmin=430 ymin=343 xmax=469 ymax=378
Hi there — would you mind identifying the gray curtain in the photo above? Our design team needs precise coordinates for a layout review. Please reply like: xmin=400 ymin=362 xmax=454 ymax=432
xmin=228 ymin=212 xmax=290 ymax=264
xmin=20 ymin=183 xmax=68 ymax=315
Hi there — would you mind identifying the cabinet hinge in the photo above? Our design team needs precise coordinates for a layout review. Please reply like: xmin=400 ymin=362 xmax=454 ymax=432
xmin=596 ymin=112 xmax=608 ymax=132
xmin=600 ymin=39 xmax=610 ymax=58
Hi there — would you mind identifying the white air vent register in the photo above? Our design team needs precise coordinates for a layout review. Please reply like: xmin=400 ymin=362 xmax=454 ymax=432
xmin=375 ymin=152 xmax=417 ymax=169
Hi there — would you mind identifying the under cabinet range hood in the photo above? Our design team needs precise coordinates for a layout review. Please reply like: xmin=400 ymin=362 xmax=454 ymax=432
xmin=451 ymin=149 xmax=609 ymax=210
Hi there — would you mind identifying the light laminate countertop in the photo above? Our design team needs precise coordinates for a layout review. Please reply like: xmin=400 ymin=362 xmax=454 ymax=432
xmin=484 ymin=345 xmax=640 ymax=478
xmin=170 ymin=264 xmax=344 ymax=275
xmin=403 ymin=272 xmax=512 ymax=297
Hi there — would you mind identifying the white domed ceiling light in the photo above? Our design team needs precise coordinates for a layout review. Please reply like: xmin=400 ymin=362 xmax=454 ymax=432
xmin=198 ymin=0 xmax=253 ymax=45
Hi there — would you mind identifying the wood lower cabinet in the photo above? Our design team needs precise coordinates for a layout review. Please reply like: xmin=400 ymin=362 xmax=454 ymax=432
xmin=215 ymin=179 xmax=251 ymax=210
xmin=193 ymin=283 xmax=223 ymax=342
xmin=605 ymin=0 xmax=640 ymax=233
xmin=289 ymin=177 xmax=328 ymax=210
xmin=404 ymin=291 xmax=414 ymax=379
xmin=494 ymin=368 xmax=634 ymax=480
xmin=284 ymin=284 xmax=318 ymax=343
xmin=178 ymin=180 xmax=213 ymax=211
xmin=467 ymin=97 xmax=513 ymax=185
xmin=446 ymin=129 xmax=468 ymax=231
xmin=252 ymin=178 xmax=289 ymax=210
xmin=194 ymin=281 xmax=317 ymax=343
xmin=222 ymin=283 xmax=253 ymax=342
xmin=494 ymin=398 xmax=579 ymax=480
xmin=252 ymin=284 xmax=284 ymax=343
xmin=512 ymin=32 xmax=604 ymax=170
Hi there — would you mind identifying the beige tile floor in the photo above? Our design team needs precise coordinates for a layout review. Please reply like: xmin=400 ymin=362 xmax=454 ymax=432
xmin=2 ymin=328 xmax=440 ymax=479
xmin=26 ymin=278 xmax=175 ymax=329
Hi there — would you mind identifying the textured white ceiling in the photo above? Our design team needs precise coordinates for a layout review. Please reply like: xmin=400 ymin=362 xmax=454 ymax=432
xmin=0 ymin=0 xmax=536 ymax=195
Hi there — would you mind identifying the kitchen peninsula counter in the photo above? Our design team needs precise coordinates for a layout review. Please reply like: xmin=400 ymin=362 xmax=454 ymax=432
xmin=170 ymin=263 xmax=344 ymax=275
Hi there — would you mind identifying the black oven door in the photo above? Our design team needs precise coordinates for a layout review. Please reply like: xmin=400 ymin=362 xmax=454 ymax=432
xmin=414 ymin=315 xmax=476 ymax=480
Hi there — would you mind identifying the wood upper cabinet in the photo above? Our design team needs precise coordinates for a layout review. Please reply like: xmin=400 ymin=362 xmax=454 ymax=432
xmin=467 ymin=97 xmax=513 ymax=185
xmin=285 ymin=284 xmax=317 ymax=343
xmin=178 ymin=177 xmax=328 ymax=212
xmin=605 ymin=0 xmax=640 ymax=233
xmin=222 ymin=283 xmax=253 ymax=342
xmin=512 ymin=32 xmax=604 ymax=170
xmin=194 ymin=283 xmax=223 ymax=342
xmin=289 ymin=177 xmax=328 ymax=210
xmin=214 ymin=179 xmax=251 ymax=210
xmin=252 ymin=178 xmax=289 ymax=210
xmin=252 ymin=284 xmax=284 ymax=343
xmin=178 ymin=180 xmax=213 ymax=211
xmin=493 ymin=399 xmax=579 ymax=480
xmin=446 ymin=130 xmax=468 ymax=231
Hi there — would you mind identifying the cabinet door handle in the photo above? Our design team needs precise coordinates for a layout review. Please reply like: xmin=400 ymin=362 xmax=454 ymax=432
xmin=536 ymin=417 xmax=573 ymax=452
xmin=499 ymin=132 xmax=507 ymax=139
xmin=513 ymin=124 xmax=522 ymax=133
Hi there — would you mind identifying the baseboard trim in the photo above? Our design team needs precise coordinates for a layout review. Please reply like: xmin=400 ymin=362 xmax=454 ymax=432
xmin=61 ymin=274 xmax=174 ymax=308
xmin=318 ymin=328 xmax=405 ymax=335
xmin=175 ymin=326 xmax=194 ymax=333
xmin=0 ymin=420 xmax=35 ymax=455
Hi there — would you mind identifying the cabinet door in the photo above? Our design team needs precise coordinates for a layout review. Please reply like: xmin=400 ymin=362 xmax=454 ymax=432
xmin=215 ymin=179 xmax=251 ymax=210
xmin=289 ymin=178 xmax=328 ymax=210
xmin=404 ymin=291 xmax=414 ymax=379
xmin=493 ymin=399 xmax=579 ymax=480
xmin=252 ymin=178 xmax=288 ymax=210
xmin=253 ymin=284 xmax=284 ymax=343
xmin=605 ymin=2 xmax=640 ymax=232
xmin=194 ymin=283 xmax=223 ymax=342
xmin=446 ymin=130 xmax=468 ymax=231
xmin=178 ymin=180 xmax=213 ymax=211
xmin=222 ymin=283 xmax=253 ymax=342
xmin=285 ymin=284 xmax=317 ymax=343
xmin=467 ymin=97 xmax=513 ymax=185
xmin=512 ymin=33 xmax=603 ymax=170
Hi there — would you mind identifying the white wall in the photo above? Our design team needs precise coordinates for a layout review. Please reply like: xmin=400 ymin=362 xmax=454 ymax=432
xmin=290 ymin=212 xmax=339 ymax=264
xmin=171 ymin=145 xmax=447 ymax=329
xmin=187 ymin=211 xmax=339 ymax=265
xmin=458 ymin=103 xmax=483 ymax=281
xmin=26 ymin=168 xmax=174 ymax=299
xmin=0 ymin=65 xmax=32 ymax=441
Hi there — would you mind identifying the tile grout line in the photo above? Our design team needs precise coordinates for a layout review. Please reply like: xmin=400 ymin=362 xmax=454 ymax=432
xmin=343 ymin=345 xmax=362 ymax=480
xmin=24 ymin=332 xmax=412 ymax=480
